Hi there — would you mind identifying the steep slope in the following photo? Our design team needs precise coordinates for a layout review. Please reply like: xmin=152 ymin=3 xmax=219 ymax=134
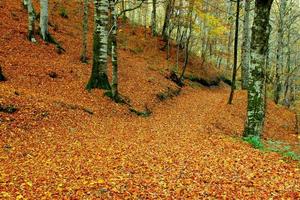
xmin=0 ymin=0 xmax=299 ymax=199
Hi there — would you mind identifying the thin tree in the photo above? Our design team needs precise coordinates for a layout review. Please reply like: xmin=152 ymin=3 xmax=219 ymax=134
xmin=228 ymin=0 xmax=240 ymax=104
xmin=27 ymin=0 xmax=36 ymax=43
xmin=110 ymin=0 xmax=119 ymax=100
xmin=162 ymin=0 xmax=175 ymax=42
xmin=244 ymin=0 xmax=274 ymax=138
xmin=179 ymin=0 xmax=194 ymax=83
xmin=40 ymin=0 xmax=49 ymax=41
xmin=86 ymin=0 xmax=111 ymax=90
xmin=151 ymin=0 xmax=157 ymax=36
xmin=81 ymin=0 xmax=89 ymax=63
xmin=274 ymin=0 xmax=287 ymax=104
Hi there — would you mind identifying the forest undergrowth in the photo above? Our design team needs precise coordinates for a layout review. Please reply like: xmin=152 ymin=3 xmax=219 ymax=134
xmin=0 ymin=0 xmax=299 ymax=198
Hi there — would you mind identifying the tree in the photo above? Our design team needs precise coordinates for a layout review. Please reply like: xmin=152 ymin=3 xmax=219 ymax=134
xmin=81 ymin=0 xmax=89 ymax=63
xmin=241 ymin=0 xmax=251 ymax=89
xmin=179 ymin=0 xmax=194 ymax=82
xmin=151 ymin=0 xmax=157 ymax=36
xmin=86 ymin=0 xmax=111 ymax=90
xmin=244 ymin=0 xmax=274 ymax=138
xmin=228 ymin=0 xmax=240 ymax=104
xmin=274 ymin=0 xmax=287 ymax=104
xmin=162 ymin=0 xmax=175 ymax=41
xmin=110 ymin=0 xmax=119 ymax=99
xmin=27 ymin=0 xmax=36 ymax=42
xmin=40 ymin=0 xmax=50 ymax=41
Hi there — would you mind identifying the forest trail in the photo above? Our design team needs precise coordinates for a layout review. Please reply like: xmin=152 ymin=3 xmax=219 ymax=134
xmin=0 ymin=0 xmax=299 ymax=198
xmin=1 ymin=85 xmax=300 ymax=199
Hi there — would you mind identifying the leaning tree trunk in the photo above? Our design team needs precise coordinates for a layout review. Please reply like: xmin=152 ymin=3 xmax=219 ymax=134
xmin=110 ymin=0 xmax=119 ymax=99
xmin=151 ymin=0 xmax=157 ymax=36
xmin=81 ymin=0 xmax=89 ymax=63
xmin=244 ymin=0 xmax=273 ymax=138
xmin=274 ymin=0 xmax=286 ymax=104
xmin=27 ymin=0 xmax=36 ymax=42
xmin=40 ymin=0 xmax=49 ymax=41
xmin=241 ymin=0 xmax=251 ymax=89
xmin=86 ymin=0 xmax=111 ymax=90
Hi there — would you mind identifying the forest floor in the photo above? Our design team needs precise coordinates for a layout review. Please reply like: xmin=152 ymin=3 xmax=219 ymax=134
xmin=0 ymin=0 xmax=300 ymax=199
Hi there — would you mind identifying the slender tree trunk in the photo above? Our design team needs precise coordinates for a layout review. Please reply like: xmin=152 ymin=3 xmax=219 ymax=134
xmin=274 ymin=0 xmax=286 ymax=104
xmin=241 ymin=0 xmax=251 ymax=89
xmin=121 ymin=0 xmax=126 ymax=21
xmin=179 ymin=0 xmax=194 ymax=82
xmin=27 ymin=0 xmax=36 ymax=42
xmin=228 ymin=0 xmax=240 ymax=104
xmin=283 ymin=25 xmax=291 ymax=107
xmin=151 ymin=0 xmax=157 ymax=36
xmin=81 ymin=0 xmax=89 ymax=63
xmin=86 ymin=0 xmax=111 ymax=90
xmin=244 ymin=0 xmax=273 ymax=138
xmin=110 ymin=0 xmax=119 ymax=99
xmin=40 ymin=0 xmax=49 ymax=41
xmin=226 ymin=1 xmax=234 ymax=71
xmin=162 ymin=0 xmax=174 ymax=41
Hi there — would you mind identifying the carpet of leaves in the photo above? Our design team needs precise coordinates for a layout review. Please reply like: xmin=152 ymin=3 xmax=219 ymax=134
xmin=0 ymin=0 xmax=299 ymax=199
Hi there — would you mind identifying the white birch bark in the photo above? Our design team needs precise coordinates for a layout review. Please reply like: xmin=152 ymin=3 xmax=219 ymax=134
xmin=40 ymin=0 xmax=49 ymax=41
xmin=274 ymin=0 xmax=287 ymax=104
xmin=244 ymin=0 xmax=273 ymax=138
xmin=28 ymin=0 xmax=36 ymax=42
xmin=241 ymin=0 xmax=251 ymax=89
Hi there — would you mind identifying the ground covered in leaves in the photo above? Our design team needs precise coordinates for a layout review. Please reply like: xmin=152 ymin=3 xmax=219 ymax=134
xmin=0 ymin=0 xmax=299 ymax=199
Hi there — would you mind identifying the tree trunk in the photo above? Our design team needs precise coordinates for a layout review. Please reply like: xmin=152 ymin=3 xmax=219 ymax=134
xmin=23 ymin=0 xmax=29 ymax=8
xmin=244 ymin=0 xmax=273 ymax=138
xmin=81 ymin=0 xmax=89 ymax=63
xmin=40 ymin=0 xmax=49 ymax=41
xmin=162 ymin=0 xmax=174 ymax=41
xmin=226 ymin=1 xmax=234 ymax=71
xmin=228 ymin=0 xmax=240 ymax=104
xmin=179 ymin=0 xmax=194 ymax=82
xmin=110 ymin=0 xmax=119 ymax=99
xmin=151 ymin=0 xmax=157 ymax=36
xmin=86 ymin=0 xmax=111 ymax=90
xmin=27 ymin=0 xmax=36 ymax=42
xmin=241 ymin=0 xmax=251 ymax=89
xmin=274 ymin=0 xmax=286 ymax=104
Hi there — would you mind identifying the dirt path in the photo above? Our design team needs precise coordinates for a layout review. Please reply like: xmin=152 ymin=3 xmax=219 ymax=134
xmin=1 ymin=87 xmax=299 ymax=199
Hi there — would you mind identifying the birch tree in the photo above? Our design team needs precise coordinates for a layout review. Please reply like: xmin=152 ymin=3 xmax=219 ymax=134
xmin=151 ymin=0 xmax=157 ymax=36
xmin=27 ymin=0 xmax=36 ymax=43
xmin=40 ymin=0 xmax=50 ymax=41
xmin=86 ymin=0 xmax=111 ymax=90
xmin=241 ymin=0 xmax=251 ymax=89
xmin=244 ymin=0 xmax=273 ymax=138
xmin=110 ymin=0 xmax=119 ymax=99
xmin=273 ymin=0 xmax=286 ymax=104
xmin=81 ymin=0 xmax=89 ymax=63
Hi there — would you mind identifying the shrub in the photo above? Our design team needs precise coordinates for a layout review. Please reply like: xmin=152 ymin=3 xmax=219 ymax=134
xmin=243 ymin=135 xmax=264 ymax=149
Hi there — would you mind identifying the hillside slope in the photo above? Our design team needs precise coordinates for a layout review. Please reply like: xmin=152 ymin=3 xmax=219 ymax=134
xmin=0 ymin=0 xmax=299 ymax=198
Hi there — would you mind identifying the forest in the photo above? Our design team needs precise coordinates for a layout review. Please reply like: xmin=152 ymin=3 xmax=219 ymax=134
xmin=0 ymin=0 xmax=299 ymax=198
